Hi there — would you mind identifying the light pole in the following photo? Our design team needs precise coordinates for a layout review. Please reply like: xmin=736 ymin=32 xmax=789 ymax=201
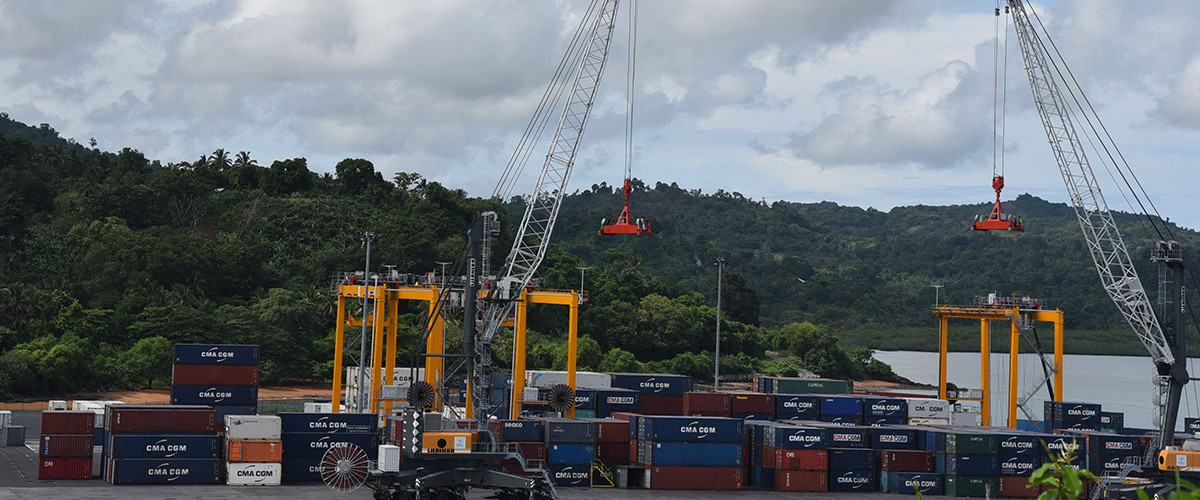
xmin=932 ymin=284 xmax=944 ymax=307
xmin=575 ymin=266 xmax=591 ymax=303
xmin=436 ymin=261 xmax=451 ymax=286
xmin=714 ymin=258 xmax=726 ymax=391
xmin=357 ymin=231 xmax=377 ymax=412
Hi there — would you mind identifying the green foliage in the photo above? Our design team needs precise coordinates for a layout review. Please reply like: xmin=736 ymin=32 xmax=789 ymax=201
xmin=599 ymin=348 xmax=642 ymax=372
xmin=120 ymin=336 xmax=172 ymax=388
xmin=1029 ymin=439 xmax=1096 ymax=500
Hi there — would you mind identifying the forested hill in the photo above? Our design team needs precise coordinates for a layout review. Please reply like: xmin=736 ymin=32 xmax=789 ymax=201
xmin=1 ymin=114 xmax=1196 ymax=398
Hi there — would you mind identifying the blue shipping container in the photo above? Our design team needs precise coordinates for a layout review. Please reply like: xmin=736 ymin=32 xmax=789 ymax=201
xmin=862 ymin=397 xmax=907 ymax=418
xmin=573 ymin=389 xmax=597 ymax=410
xmin=596 ymin=388 xmax=640 ymax=416
xmin=498 ymin=420 xmax=544 ymax=442
xmin=170 ymin=385 xmax=258 ymax=406
xmin=640 ymin=416 xmax=742 ymax=443
xmin=215 ymin=405 xmax=257 ymax=421
xmin=1089 ymin=453 xmax=1141 ymax=475
xmin=1100 ymin=412 xmax=1124 ymax=430
xmin=280 ymin=432 xmax=378 ymax=458
xmin=820 ymin=396 xmax=863 ymax=416
xmin=1001 ymin=455 xmax=1040 ymax=476
xmin=1185 ymin=418 xmax=1200 ymax=434
xmin=733 ymin=412 xmax=773 ymax=421
xmin=944 ymin=454 xmax=1000 ymax=476
xmin=647 ymin=442 xmax=742 ymax=467
xmin=996 ymin=433 xmax=1040 ymax=457
xmin=1088 ymin=434 xmax=1141 ymax=458
xmin=545 ymin=420 xmax=596 ymax=443
xmin=278 ymin=412 xmax=377 ymax=434
xmin=548 ymin=464 xmax=591 ymax=486
xmin=864 ymin=416 xmax=907 ymax=427
xmin=609 ymin=373 xmax=692 ymax=395
xmin=173 ymin=343 xmax=259 ymax=366
xmin=826 ymin=428 xmax=870 ymax=449
xmin=107 ymin=434 xmax=221 ymax=459
xmin=548 ymin=444 xmax=594 ymax=465
xmin=770 ymin=426 xmax=827 ymax=450
xmin=1042 ymin=435 xmax=1086 ymax=466
xmin=775 ymin=395 xmax=820 ymax=420
xmin=829 ymin=468 xmax=875 ymax=492
xmin=106 ymin=458 xmax=222 ymax=485
xmin=819 ymin=415 xmax=861 ymax=425
xmin=918 ymin=429 xmax=946 ymax=452
xmin=281 ymin=457 xmax=322 ymax=483
xmin=882 ymin=472 xmax=944 ymax=495
xmin=828 ymin=448 xmax=875 ymax=470
xmin=872 ymin=428 xmax=917 ymax=450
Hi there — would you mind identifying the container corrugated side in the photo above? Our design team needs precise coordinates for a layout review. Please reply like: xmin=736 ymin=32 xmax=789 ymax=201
xmin=39 ymin=434 xmax=94 ymax=457
xmin=609 ymin=373 xmax=692 ymax=395
xmin=37 ymin=457 xmax=92 ymax=480
xmin=639 ymin=394 xmax=684 ymax=415
xmin=173 ymin=364 xmax=260 ymax=386
xmin=827 ymin=468 xmax=875 ymax=491
xmin=640 ymin=416 xmax=742 ymax=443
xmin=104 ymin=458 xmax=223 ymax=485
xmin=106 ymin=406 xmax=217 ymax=433
xmin=173 ymin=343 xmax=259 ymax=366
xmin=775 ymin=395 xmax=820 ymax=420
xmin=945 ymin=475 xmax=999 ymax=497
xmin=548 ymin=464 xmax=591 ymax=486
xmin=227 ymin=440 xmax=284 ymax=463
xmin=224 ymin=415 xmax=282 ymax=440
xmin=41 ymin=411 xmax=95 ymax=435
xmin=227 ymin=462 xmax=282 ymax=486
xmin=682 ymin=392 xmax=731 ymax=415
xmin=279 ymin=432 xmax=378 ymax=458
xmin=646 ymin=441 xmax=742 ymax=467
xmin=278 ymin=412 xmax=377 ymax=434
xmin=547 ymin=443 xmax=594 ymax=465
xmin=170 ymin=384 xmax=258 ymax=406
xmin=106 ymin=434 xmax=221 ymax=459
xmin=647 ymin=465 xmax=743 ymax=490
xmin=774 ymin=470 xmax=826 ymax=491
xmin=882 ymin=472 xmax=944 ymax=495
xmin=494 ymin=420 xmax=543 ymax=442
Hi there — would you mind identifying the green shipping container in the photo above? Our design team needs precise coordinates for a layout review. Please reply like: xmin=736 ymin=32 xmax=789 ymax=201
xmin=574 ymin=410 xmax=596 ymax=418
xmin=771 ymin=378 xmax=852 ymax=395
xmin=945 ymin=475 xmax=998 ymax=497
xmin=945 ymin=433 xmax=998 ymax=455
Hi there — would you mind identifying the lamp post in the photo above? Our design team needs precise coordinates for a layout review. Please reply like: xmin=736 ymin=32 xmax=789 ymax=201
xmin=932 ymin=284 xmax=944 ymax=307
xmin=575 ymin=266 xmax=591 ymax=303
xmin=357 ymin=231 xmax=377 ymax=412
xmin=714 ymin=258 xmax=726 ymax=391
xmin=435 ymin=261 xmax=451 ymax=286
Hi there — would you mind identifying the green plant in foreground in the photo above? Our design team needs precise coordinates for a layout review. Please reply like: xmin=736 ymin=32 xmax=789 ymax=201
xmin=1137 ymin=472 xmax=1200 ymax=500
xmin=1028 ymin=439 xmax=1096 ymax=500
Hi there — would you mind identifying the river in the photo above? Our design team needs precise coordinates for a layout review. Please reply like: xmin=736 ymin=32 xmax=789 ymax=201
xmin=872 ymin=350 xmax=1200 ymax=431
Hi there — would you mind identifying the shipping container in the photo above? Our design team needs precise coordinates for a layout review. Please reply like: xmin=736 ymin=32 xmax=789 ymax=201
xmin=1045 ymin=401 xmax=1102 ymax=427
xmin=944 ymin=454 xmax=1000 ymax=476
xmin=548 ymin=464 xmax=591 ymax=486
xmin=828 ymin=448 xmax=876 ymax=470
xmin=773 ymin=470 xmax=826 ymax=491
xmin=105 ymin=458 xmax=223 ymax=485
xmin=105 ymin=405 xmax=217 ymax=433
xmin=280 ymin=432 xmax=378 ymax=458
xmin=544 ymin=419 xmax=596 ymax=444
xmin=818 ymin=395 xmax=863 ymax=417
xmin=775 ymin=395 xmax=820 ymax=420
xmin=227 ymin=462 xmax=282 ymax=486
xmin=880 ymin=450 xmax=935 ymax=472
xmin=547 ymin=443 xmax=594 ymax=465
xmin=826 ymin=428 xmax=870 ymax=449
xmin=610 ymin=373 xmax=692 ymax=395
xmin=1100 ymin=411 xmax=1124 ymax=431
xmin=999 ymin=475 xmax=1040 ymax=498
xmin=170 ymin=384 xmax=259 ymax=406
xmin=683 ymin=392 xmax=732 ymax=416
xmin=768 ymin=377 xmax=853 ymax=395
xmin=173 ymin=343 xmax=260 ymax=365
xmin=593 ymin=419 xmax=629 ymax=443
xmin=772 ymin=448 xmax=828 ymax=471
xmin=945 ymin=474 xmax=999 ymax=497
xmin=280 ymin=456 xmax=323 ymax=483
xmin=228 ymin=440 xmax=284 ymax=463
xmin=872 ymin=427 xmax=917 ymax=450
xmin=646 ymin=465 xmax=743 ymax=490
xmin=512 ymin=441 xmax=545 ymax=461
xmin=571 ymin=389 xmax=596 ymax=410
xmin=730 ymin=392 xmax=775 ymax=414
xmin=997 ymin=433 xmax=1040 ymax=457
xmin=41 ymin=411 xmax=95 ymax=435
xmin=1042 ymin=435 xmax=1086 ymax=466
xmin=172 ymin=364 xmax=260 ymax=386
xmin=767 ymin=426 xmax=826 ymax=449
xmin=906 ymin=398 xmax=951 ymax=419
xmin=1001 ymin=454 xmax=1040 ymax=476
xmin=945 ymin=432 xmax=998 ymax=455
xmin=645 ymin=441 xmax=742 ymax=467
xmin=862 ymin=396 xmax=907 ymax=418
xmin=225 ymin=415 xmax=282 ymax=440
xmin=1085 ymin=433 xmax=1142 ymax=458
xmin=1184 ymin=417 xmax=1200 ymax=435
xmin=818 ymin=415 xmax=861 ymax=425
xmin=1089 ymin=453 xmax=1141 ymax=475
xmin=278 ymin=412 xmax=377 ymax=434
xmin=494 ymin=420 xmax=543 ymax=442
xmin=638 ymin=394 xmax=684 ymax=415
xmin=596 ymin=388 xmax=640 ymax=416
xmin=882 ymin=472 xmax=945 ymax=495
xmin=639 ymin=416 xmax=742 ymax=443
xmin=5 ymin=425 xmax=25 ymax=446
xmin=526 ymin=370 xmax=611 ymax=389
xmin=37 ymin=457 xmax=92 ymax=480
xmin=39 ymin=434 xmax=94 ymax=457
xmin=595 ymin=442 xmax=627 ymax=465
xmin=215 ymin=405 xmax=258 ymax=421
xmin=106 ymin=434 xmax=221 ymax=459
xmin=828 ymin=468 xmax=875 ymax=491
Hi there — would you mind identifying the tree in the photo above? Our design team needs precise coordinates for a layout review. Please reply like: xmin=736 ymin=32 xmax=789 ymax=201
xmin=120 ymin=336 xmax=172 ymax=388
xmin=262 ymin=158 xmax=313 ymax=195
xmin=233 ymin=151 xmax=257 ymax=169
xmin=335 ymin=158 xmax=389 ymax=194
xmin=209 ymin=148 xmax=232 ymax=171
xmin=600 ymin=348 xmax=642 ymax=372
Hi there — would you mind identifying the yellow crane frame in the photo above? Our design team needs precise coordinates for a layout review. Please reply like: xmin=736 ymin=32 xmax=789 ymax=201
xmin=331 ymin=284 xmax=582 ymax=419
xmin=933 ymin=305 xmax=1064 ymax=427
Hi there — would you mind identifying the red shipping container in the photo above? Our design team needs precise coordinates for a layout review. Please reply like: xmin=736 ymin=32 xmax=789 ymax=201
xmin=775 ymin=470 xmax=828 ymax=492
xmin=762 ymin=445 xmax=776 ymax=466
xmin=683 ymin=392 xmax=731 ymax=415
xmin=630 ymin=440 xmax=639 ymax=464
xmin=41 ymin=411 xmax=95 ymax=435
xmin=999 ymin=476 xmax=1040 ymax=498
xmin=774 ymin=449 xmax=828 ymax=471
xmin=608 ymin=412 xmax=637 ymax=422
xmin=172 ymin=364 xmax=259 ymax=386
xmin=595 ymin=419 xmax=629 ymax=443
xmin=37 ymin=457 xmax=93 ymax=480
xmin=596 ymin=442 xmax=628 ymax=465
xmin=640 ymin=395 xmax=684 ymax=415
xmin=648 ymin=466 xmax=743 ymax=490
xmin=515 ymin=442 xmax=545 ymax=461
xmin=105 ymin=405 xmax=217 ymax=433
xmin=38 ymin=434 xmax=94 ymax=457
xmin=730 ymin=392 xmax=775 ymax=413
xmin=880 ymin=450 xmax=935 ymax=472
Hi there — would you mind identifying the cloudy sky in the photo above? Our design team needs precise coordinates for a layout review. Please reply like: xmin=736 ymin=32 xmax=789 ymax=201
xmin=3 ymin=0 xmax=1200 ymax=229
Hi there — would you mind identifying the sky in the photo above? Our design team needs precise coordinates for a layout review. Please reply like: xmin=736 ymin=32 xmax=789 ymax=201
xmin=3 ymin=0 xmax=1200 ymax=229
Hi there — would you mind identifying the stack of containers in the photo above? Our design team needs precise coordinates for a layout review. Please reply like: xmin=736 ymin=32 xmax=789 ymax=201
xmin=172 ymin=344 xmax=260 ymax=420
xmin=683 ymin=392 xmax=732 ymax=417
xmin=809 ymin=422 xmax=874 ymax=492
xmin=861 ymin=396 xmax=907 ymax=426
xmin=103 ymin=405 xmax=222 ymax=484
xmin=743 ymin=421 xmax=778 ymax=489
xmin=942 ymin=431 xmax=1000 ymax=497
xmin=225 ymin=415 xmax=283 ymax=486
xmin=545 ymin=419 xmax=596 ymax=486
xmin=753 ymin=376 xmax=852 ymax=395
xmin=730 ymin=392 xmax=775 ymax=420
xmin=995 ymin=430 xmax=1042 ymax=497
xmin=818 ymin=395 xmax=863 ymax=425
xmin=1044 ymin=401 xmax=1102 ymax=432
xmin=609 ymin=373 xmax=690 ymax=416
xmin=487 ymin=419 xmax=546 ymax=476
xmin=637 ymin=415 xmax=743 ymax=490
xmin=878 ymin=426 xmax=940 ymax=496
xmin=906 ymin=397 xmax=951 ymax=425
xmin=38 ymin=411 xmax=95 ymax=480
xmin=71 ymin=401 xmax=117 ymax=450
xmin=572 ymin=389 xmax=597 ymax=418
xmin=774 ymin=394 xmax=820 ymax=421
xmin=1070 ymin=430 xmax=1144 ymax=478
xmin=279 ymin=413 xmax=377 ymax=483
xmin=594 ymin=388 xmax=640 ymax=418
xmin=764 ymin=424 xmax=828 ymax=491
xmin=592 ymin=418 xmax=630 ymax=467
xmin=1100 ymin=411 xmax=1125 ymax=433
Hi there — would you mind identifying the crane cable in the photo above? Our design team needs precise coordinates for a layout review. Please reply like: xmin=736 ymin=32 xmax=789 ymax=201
xmin=624 ymin=0 xmax=638 ymax=182
xmin=991 ymin=2 xmax=1001 ymax=180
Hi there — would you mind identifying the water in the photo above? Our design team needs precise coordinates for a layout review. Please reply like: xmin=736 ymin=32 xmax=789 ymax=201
xmin=873 ymin=350 xmax=1200 ymax=431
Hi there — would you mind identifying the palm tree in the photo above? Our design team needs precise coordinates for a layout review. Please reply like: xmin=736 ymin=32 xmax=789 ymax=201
xmin=209 ymin=149 xmax=232 ymax=171
xmin=234 ymin=151 xmax=257 ymax=169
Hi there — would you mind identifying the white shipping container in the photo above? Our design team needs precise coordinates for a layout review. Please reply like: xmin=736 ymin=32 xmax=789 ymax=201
xmin=951 ymin=412 xmax=981 ymax=426
xmin=48 ymin=400 xmax=67 ymax=411
xmin=225 ymin=415 xmax=282 ymax=440
xmin=378 ymin=445 xmax=401 ymax=472
xmin=304 ymin=402 xmax=333 ymax=413
xmin=907 ymin=418 xmax=951 ymax=426
xmin=905 ymin=398 xmax=951 ymax=419
xmin=226 ymin=462 xmax=282 ymax=486
xmin=525 ymin=370 xmax=611 ymax=389
xmin=0 ymin=410 xmax=10 ymax=428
